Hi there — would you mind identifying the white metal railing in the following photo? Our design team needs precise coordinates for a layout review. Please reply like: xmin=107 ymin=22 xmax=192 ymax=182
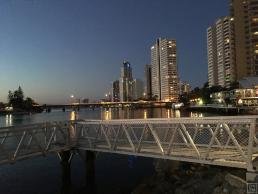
xmin=0 ymin=116 xmax=257 ymax=172
xmin=76 ymin=116 xmax=258 ymax=171
xmin=0 ymin=121 xmax=74 ymax=164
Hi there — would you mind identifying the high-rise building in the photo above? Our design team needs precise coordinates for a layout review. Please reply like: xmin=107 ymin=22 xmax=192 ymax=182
xmin=132 ymin=79 xmax=144 ymax=100
xmin=207 ymin=26 xmax=218 ymax=87
xmin=207 ymin=16 xmax=236 ymax=88
xmin=112 ymin=80 xmax=120 ymax=102
xmin=151 ymin=38 xmax=179 ymax=102
xmin=144 ymin=64 xmax=152 ymax=99
xmin=119 ymin=61 xmax=133 ymax=102
xmin=230 ymin=0 xmax=258 ymax=78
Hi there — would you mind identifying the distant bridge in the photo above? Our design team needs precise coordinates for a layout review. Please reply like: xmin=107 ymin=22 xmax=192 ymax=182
xmin=0 ymin=116 xmax=258 ymax=182
xmin=37 ymin=101 xmax=176 ymax=110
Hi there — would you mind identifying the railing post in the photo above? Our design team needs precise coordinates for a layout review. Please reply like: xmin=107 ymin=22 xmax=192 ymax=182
xmin=246 ymin=118 xmax=258 ymax=185
xmin=247 ymin=119 xmax=256 ymax=172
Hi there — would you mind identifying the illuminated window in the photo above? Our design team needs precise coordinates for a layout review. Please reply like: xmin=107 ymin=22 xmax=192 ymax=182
xmin=253 ymin=18 xmax=258 ymax=22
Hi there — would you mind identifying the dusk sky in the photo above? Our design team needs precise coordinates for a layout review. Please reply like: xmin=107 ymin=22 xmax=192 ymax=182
xmin=0 ymin=0 xmax=228 ymax=104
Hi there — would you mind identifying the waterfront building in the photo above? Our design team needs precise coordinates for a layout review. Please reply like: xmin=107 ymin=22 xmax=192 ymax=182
xmin=112 ymin=80 xmax=120 ymax=102
xmin=151 ymin=38 xmax=179 ymax=102
xmin=211 ymin=88 xmax=258 ymax=106
xmin=119 ymin=61 xmax=133 ymax=102
xmin=207 ymin=16 xmax=236 ymax=88
xmin=132 ymin=79 xmax=144 ymax=100
xmin=144 ymin=64 xmax=152 ymax=100
xmin=230 ymin=0 xmax=258 ymax=79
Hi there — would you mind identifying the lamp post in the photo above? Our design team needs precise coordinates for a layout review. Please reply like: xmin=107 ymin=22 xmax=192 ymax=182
xmin=70 ymin=95 xmax=74 ymax=104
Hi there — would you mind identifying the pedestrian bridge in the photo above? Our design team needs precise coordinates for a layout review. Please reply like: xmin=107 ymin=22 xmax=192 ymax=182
xmin=0 ymin=116 xmax=258 ymax=174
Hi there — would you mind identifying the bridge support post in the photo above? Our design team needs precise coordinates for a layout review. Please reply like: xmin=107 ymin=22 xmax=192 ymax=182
xmin=246 ymin=172 xmax=258 ymax=183
xmin=85 ymin=151 xmax=95 ymax=192
xmin=59 ymin=150 xmax=72 ymax=194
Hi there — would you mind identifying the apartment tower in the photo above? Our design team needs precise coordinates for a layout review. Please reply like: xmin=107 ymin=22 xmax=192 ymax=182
xmin=230 ymin=0 xmax=258 ymax=78
xmin=207 ymin=16 xmax=236 ymax=88
xmin=151 ymin=38 xmax=179 ymax=102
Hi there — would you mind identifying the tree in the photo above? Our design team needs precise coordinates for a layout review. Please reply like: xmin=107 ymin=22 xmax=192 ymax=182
xmin=6 ymin=86 xmax=40 ymax=112
xmin=8 ymin=90 xmax=13 ymax=105
xmin=24 ymin=97 xmax=35 ymax=111
xmin=7 ymin=86 xmax=25 ymax=109
xmin=11 ymin=86 xmax=24 ymax=108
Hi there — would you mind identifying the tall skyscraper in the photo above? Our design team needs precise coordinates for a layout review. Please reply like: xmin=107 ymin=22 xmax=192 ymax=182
xmin=207 ymin=16 xmax=236 ymax=88
xmin=119 ymin=61 xmax=133 ymax=102
xmin=112 ymin=80 xmax=120 ymax=102
xmin=207 ymin=26 xmax=218 ymax=87
xmin=230 ymin=0 xmax=258 ymax=78
xmin=132 ymin=79 xmax=144 ymax=100
xmin=151 ymin=38 xmax=179 ymax=102
xmin=144 ymin=64 xmax=152 ymax=99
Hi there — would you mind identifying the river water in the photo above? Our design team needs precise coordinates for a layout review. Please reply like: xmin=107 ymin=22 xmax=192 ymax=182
xmin=0 ymin=108 xmax=212 ymax=194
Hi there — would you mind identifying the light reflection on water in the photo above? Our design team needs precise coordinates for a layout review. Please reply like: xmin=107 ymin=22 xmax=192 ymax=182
xmin=100 ymin=108 xmax=184 ymax=120
xmin=190 ymin=112 xmax=204 ymax=118
xmin=0 ymin=108 xmax=214 ymax=128
xmin=99 ymin=107 xmax=208 ymax=121
xmin=5 ymin=114 xmax=13 ymax=126
xmin=70 ymin=111 xmax=77 ymax=121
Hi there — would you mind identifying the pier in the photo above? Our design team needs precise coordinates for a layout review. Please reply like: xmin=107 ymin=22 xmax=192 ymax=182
xmin=0 ymin=116 xmax=258 ymax=183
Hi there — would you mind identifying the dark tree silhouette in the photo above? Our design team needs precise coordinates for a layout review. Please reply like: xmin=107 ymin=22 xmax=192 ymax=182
xmin=7 ymin=86 xmax=39 ymax=111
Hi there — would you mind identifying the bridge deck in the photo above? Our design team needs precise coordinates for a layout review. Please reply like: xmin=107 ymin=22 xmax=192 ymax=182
xmin=0 ymin=116 xmax=257 ymax=172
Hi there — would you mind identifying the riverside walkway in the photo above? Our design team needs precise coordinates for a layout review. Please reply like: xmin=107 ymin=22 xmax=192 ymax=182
xmin=0 ymin=116 xmax=258 ymax=181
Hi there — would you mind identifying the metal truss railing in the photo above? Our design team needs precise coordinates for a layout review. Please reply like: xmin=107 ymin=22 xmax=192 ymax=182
xmin=0 ymin=121 xmax=75 ymax=164
xmin=0 ymin=116 xmax=258 ymax=172
xmin=76 ymin=116 xmax=258 ymax=171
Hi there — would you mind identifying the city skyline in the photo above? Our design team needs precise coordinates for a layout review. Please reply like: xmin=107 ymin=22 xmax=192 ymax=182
xmin=0 ymin=0 xmax=228 ymax=104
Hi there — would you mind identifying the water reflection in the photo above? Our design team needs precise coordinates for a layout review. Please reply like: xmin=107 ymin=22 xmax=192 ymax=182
xmin=70 ymin=111 xmax=77 ymax=121
xmin=143 ymin=110 xmax=147 ymax=119
xmin=100 ymin=108 xmax=187 ymax=120
xmin=190 ymin=112 xmax=204 ymax=118
xmin=104 ymin=110 xmax=112 ymax=120
xmin=175 ymin=110 xmax=181 ymax=118
xmin=167 ymin=109 xmax=171 ymax=118
xmin=5 ymin=114 xmax=13 ymax=126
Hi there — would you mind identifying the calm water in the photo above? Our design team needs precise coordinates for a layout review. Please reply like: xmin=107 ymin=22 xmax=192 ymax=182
xmin=0 ymin=108 xmax=212 ymax=194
